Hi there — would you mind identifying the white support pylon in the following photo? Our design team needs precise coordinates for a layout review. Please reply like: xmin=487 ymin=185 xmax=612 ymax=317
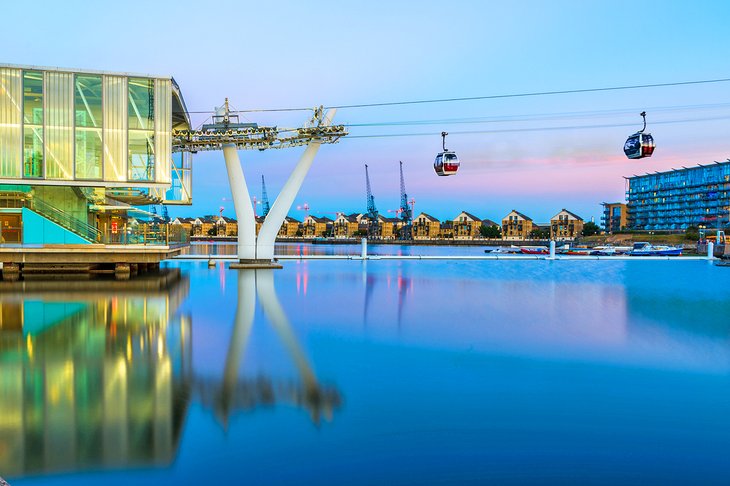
xmin=256 ymin=109 xmax=337 ymax=261
xmin=223 ymin=143 xmax=257 ymax=260
xmin=219 ymin=269 xmax=256 ymax=424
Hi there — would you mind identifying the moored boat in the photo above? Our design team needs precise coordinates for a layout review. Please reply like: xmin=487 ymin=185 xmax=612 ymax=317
xmin=590 ymin=244 xmax=632 ymax=256
xmin=520 ymin=246 xmax=549 ymax=255
xmin=629 ymin=242 xmax=682 ymax=256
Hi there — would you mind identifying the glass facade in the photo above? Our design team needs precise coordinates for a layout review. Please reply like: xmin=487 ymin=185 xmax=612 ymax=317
xmin=103 ymin=75 xmax=128 ymax=182
xmin=74 ymin=75 xmax=102 ymax=179
xmin=45 ymin=71 xmax=74 ymax=180
xmin=128 ymin=77 xmax=154 ymax=181
xmin=626 ymin=162 xmax=730 ymax=230
xmin=0 ymin=68 xmax=22 ymax=178
xmin=23 ymin=71 xmax=43 ymax=178
xmin=0 ymin=66 xmax=185 ymax=191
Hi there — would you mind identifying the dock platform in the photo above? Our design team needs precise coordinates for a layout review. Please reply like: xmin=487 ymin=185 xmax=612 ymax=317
xmin=0 ymin=244 xmax=187 ymax=280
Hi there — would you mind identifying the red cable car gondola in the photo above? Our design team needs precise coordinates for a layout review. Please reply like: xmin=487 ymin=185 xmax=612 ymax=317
xmin=624 ymin=111 xmax=655 ymax=159
xmin=434 ymin=131 xmax=460 ymax=176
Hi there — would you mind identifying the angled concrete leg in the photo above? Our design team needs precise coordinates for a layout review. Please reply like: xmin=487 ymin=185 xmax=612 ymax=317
xmin=257 ymin=109 xmax=337 ymax=261
xmin=256 ymin=270 xmax=327 ymax=422
xmin=218 ymin=269 xmax=256 ymax=426
xmin=223 ymin=144 xmax=256 ymax=261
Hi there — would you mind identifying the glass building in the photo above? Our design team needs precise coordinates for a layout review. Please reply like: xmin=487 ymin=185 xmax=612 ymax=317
xmin=0 ymin=64 xmax=192 ymax=244
xmin=626 ymin=161 xmax=730 ymax=230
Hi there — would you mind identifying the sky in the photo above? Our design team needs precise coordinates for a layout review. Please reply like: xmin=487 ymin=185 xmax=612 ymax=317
xmin=4 ymin=0 xmax=730 ymax=223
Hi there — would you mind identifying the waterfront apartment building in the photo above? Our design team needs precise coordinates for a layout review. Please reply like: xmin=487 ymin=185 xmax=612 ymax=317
xmin=333 ymin=213 xmax=359 ymax=238
xmin=0 ymin=64 xmax=192 ymax=245
xmin=216 ymin=216 xmax=237 ymax=237
xmin=626 ymin=161 xmax=730 ymax=230
xmin=413 ymin=213 xmax=440 ymax=239
xmin=452 ymin=211 xmax=482 ymax=239
xmin=378 ymin=215 xmax=399 ymax=239
xmin=278 ymin=216 xmax=301 ymax=237
xmin=601 ymin=202 xmax=627 ymax=233
xmin=502 ymin=210 xmax=533 ymax=240
xmin=550 ymin=209 xmax=584 ymax=240
xmin=303 ymin=215 xmax=332 ymax=237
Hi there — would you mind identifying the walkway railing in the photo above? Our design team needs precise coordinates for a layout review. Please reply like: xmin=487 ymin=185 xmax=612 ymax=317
xmin=104 ymin=223 xmax=189 ymax=247
xmin=27 ymin=198 xmax=102 ymax=243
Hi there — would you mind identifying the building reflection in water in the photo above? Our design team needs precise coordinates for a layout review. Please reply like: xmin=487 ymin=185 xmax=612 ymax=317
xmin=0 ymin=266 xmax=341 ymax=479
xmin=0 ymin=270 xmax=193 ymax=478
xmin=196 ymin=269 xmax=341 ymax=428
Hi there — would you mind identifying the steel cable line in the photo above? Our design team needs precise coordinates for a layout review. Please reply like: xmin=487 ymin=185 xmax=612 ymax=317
xmin=342 ymin=102 xmax=730 ymax=129
xmin=345 ymin=114 xmax=730 ymax=139
xmin=184 ymin=77 xmax=730 ymax=114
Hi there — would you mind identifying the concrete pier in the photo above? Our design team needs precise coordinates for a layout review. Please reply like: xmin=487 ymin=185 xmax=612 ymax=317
xmin=0 ymin=244 xmax=185 ymax=281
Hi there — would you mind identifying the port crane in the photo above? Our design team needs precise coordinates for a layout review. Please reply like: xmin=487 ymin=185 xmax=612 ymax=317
xmin=261 ymin=175 xmax=271 ymax=217
xmin=364 ymin=164 xmax=379 ymax=238
xmin=398 ymin=161 xmax=413 ymax=240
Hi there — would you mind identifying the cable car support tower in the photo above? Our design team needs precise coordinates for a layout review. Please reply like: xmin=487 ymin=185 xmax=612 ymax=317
xmin=172 ymin=99 xmax=347 ymax=268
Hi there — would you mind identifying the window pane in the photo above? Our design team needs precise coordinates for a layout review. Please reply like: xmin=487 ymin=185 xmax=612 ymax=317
xmin=23 ymin=71 xmax=43 ymax=125
xmin=128 ymin=78 xmax=154 ymax=130
xmin=24 ymin=127 xmax=43 ymax=177
xmin=44 ymin=72 xmax=74 ymax=180
xmin=75 ymin=75 xmax=102 ymax=179
xmin=75 ymin=75 xmax=102 ymax=128
xmin=128 ymin=130 xmax=154 ymax=181
xmin=76 ymin=128 xmax=102 ymax=179
xmin=103 ymin=76 xmax=127 ymax=182
xmin=0 ymin=67 xmax=22 ymax=178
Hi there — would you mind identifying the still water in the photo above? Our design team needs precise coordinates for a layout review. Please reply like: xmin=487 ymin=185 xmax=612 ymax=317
xmin=2 ymin=249 xmax=730 ymax=484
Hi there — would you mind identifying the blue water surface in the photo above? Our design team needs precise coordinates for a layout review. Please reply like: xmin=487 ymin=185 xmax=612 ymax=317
xmin=3 ymin=252 xmax=730 ymax=485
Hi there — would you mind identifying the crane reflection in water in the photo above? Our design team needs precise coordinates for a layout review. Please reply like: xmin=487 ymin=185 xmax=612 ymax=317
xmin=0 ymin=267 xmax=341 ymax=480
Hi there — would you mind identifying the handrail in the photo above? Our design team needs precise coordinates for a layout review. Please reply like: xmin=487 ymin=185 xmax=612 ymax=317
xmin=26 ymin=198 xmax=102 ymax=243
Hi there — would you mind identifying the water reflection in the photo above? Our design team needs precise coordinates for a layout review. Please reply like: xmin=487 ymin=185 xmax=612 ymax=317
xmin=0 ymin=270 xmax=192 ymax=478
xmin=196 ymin=269 xmax=341 ymax=427
xmin=0 ymin=267 xmax=341 ymax=481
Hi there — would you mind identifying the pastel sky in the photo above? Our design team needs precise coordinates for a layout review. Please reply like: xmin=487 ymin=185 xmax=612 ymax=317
xmin=4 ymin=0 xmax=730 ymax=223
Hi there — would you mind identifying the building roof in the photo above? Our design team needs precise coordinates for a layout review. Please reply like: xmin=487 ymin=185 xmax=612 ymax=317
xmin=284 ymin=216 xmax=301 ymax=223
xmin=624 ymin=159 xmax=730 ymax=180
xmin=0 ymin=63 xmax=173 ymax=80
xmin=481 ymin=219 xmax=499 ymax=227
xmin=551 ymin=209 xmax=583 ymax=221
xmin=306 ymin=215 xmax=332 ymax=223
xmin=454 ymin=211 xmax=481 ymax=222
xmin=504 ymin=210 xmax=532 ymax=221
xmin=415 ymin=212 xmax=439 ymax=222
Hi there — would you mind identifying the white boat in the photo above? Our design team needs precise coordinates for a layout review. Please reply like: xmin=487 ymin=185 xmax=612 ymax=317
xmin=628 ymin=242 xmax=682 ymax=257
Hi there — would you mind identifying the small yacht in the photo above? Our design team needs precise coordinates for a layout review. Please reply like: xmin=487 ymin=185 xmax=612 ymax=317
xmin=628 ymin=242 xmax=682 ymax=257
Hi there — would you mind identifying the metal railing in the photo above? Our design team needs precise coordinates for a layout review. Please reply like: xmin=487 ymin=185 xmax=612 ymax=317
xmin=27 ymin=198 xmax=102 ymax=243
xmin=104 ymin=223 xmax=189 ymax=247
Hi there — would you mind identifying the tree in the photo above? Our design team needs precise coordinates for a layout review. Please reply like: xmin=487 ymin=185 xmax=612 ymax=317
xmin=582 ymin=222 xmax=600 ymax=237
xmin=480 ymin=224 xmax=501 ymax=239
xmin=207 ymin=227 xmax=217 ymax=237
xmin=685 ymin=225 xmax=699 ymax=241
xmin=529 ymin=228 xmax=550 ymax=240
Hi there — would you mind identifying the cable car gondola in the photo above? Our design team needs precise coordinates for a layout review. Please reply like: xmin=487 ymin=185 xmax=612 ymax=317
xmin=434 ymin=131 xmax=460 ymax=176
xmin=624 ymin=111 xmax=655 ymax=159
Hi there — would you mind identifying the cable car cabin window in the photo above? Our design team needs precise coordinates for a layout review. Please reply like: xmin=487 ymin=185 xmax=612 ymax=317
xmin=435 ymin=155 xmax=443 ymax=168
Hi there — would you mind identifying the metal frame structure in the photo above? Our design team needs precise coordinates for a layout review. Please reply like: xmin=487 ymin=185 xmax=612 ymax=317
xmin=176 ymin=103 xmax=346 ymax=265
